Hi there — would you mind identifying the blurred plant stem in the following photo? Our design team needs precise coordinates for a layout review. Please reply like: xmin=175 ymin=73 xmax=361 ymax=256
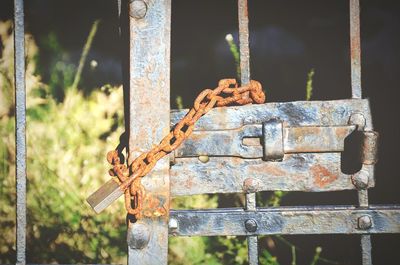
xmin=225 ymin=33 xmax=241 ymax=80
xmin=71 ymin=20 xmax=100 ymax=91
xmin=310 ymin=246 xmax=322 ymax=265
xmin=306 ymin=68 xmax=315 ymax=101
xmin=175 ymin=96 xmax=184 ymax=110
xmin=291 ymin=245 xmax=296 ymax=265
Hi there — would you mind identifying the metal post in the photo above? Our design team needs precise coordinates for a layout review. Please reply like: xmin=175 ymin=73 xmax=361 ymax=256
xmin=358 ymin=189 xmax=373 ymax=265
xmin=350 ymin=0 xmax=372 ymax=263
xmin=238 ymin=0 xmax=258 ymax=264
xmin=14 ymin=0 xmax=26 ymax=264
xmin=350 ymin=0 xmax=361 ymax=99
xmin=127 ymin=0 xmax=171 ymax=264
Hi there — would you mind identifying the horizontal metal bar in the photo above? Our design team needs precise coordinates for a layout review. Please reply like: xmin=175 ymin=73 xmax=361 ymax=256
xmin=174 ymin=125 xmax=355 ymax=158
xmin=169 ymin=205 xmax=400 ymax=236
xmin=171 ymin=99 xmax=373 ymax=131
xmin=170 ymin=155 xmax=375 ymax=196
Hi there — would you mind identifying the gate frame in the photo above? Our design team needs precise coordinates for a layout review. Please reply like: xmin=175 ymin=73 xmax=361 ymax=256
xmin=12 ymin=0 xmax=399 ymax=265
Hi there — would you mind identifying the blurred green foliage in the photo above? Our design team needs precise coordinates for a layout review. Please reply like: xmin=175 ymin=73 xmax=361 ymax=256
xmin=0 ymin=20 xmax=127 ymax=264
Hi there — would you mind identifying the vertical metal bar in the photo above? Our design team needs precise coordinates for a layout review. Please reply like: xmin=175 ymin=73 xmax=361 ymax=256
xmin=358 ymin=189 xmax=372 ymax=265
xmin=361 ymin=235 xmax=372 ymax=265
xmin=14 ymin=0 xmax=26 ymax=264
xmin=352 ymin=0 xmax=371 ymax=262
xmin=238 ymin=1 xmax=258 ymax=264
xmin=245 ymin=193 xmax=258 ymax=265
xmin=238 ymin=0 xmax=250 ymax=85
xmin=350 ymin=0 xmax=362 ymax=99
xmin=127 ymin=0 xmax=171 ymax=264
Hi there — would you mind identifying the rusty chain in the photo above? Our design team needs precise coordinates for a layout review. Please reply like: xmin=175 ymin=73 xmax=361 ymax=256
xmin=107 ymin=79 xmax=265 ymax=218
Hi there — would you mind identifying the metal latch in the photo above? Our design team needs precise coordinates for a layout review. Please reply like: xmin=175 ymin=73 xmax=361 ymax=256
xmin=174 ymin=119 xmax=356 ymax=161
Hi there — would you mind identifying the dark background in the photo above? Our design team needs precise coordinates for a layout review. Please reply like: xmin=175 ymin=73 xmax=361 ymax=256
xmin=1 ymin=0 xmax=399 ymax=264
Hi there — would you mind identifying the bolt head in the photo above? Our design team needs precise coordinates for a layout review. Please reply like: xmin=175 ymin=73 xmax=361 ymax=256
xmin=127 ymin=222 xmax=150 ymax=249
xmin=245 ymin=219 xmax=258 ymax=233
xmin=351 ymin=170 xmax=369 ymax=189
xmin=129 ymin=0 xmax=147 ymax=19
xmin=349 ymin=113 xmax=366 ymax=131
xmin=243 ymin=178 xmax=260 ymax=193
xmin=358 ymin=215 xmax=372 ymax=230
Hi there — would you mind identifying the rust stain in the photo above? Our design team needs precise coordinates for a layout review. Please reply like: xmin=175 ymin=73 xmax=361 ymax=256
xmin=335 ymin=127 xmax=350 ymax=139
xmin=184 ymin=176 xmax=194 ymax=189
xmin=311 ymin=165 xmax=338 ymax=188
xmin=264 ymin=164 xmax=286 ymax=177
xmin=248 ymin=163 xmax=285 ymax=177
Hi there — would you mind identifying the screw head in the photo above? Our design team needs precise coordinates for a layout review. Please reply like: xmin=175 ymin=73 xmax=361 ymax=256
xmin=129 ymin=0 xmax=148 ymax=19
xmin=358 ymin=215 xmax=372 ymax=230
xmin=245 ymin=219 xmax=258 ymax=233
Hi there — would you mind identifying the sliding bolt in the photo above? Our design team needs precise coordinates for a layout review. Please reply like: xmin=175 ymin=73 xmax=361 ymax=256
xmin=358 ymin=215 xmax=372 ymax=230
xmin=245 ymin=219 xmax=258 ymax=233
xmin=129 ymin=0 xmax=147 ymax=19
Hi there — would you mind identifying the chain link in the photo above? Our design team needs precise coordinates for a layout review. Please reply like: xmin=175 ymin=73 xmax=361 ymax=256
xmin=107 ymin=79 xmax=265 ymax=218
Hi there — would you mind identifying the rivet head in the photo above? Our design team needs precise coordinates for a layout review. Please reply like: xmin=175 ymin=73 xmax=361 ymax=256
xmin=245 ymin=219 xmax=258 ymax=233
xmin=198 ymin=155 xmax=209 ymax=163
xmin=169 ymin=218 xmax=178 ymax=230
xmin=351 ymin=170 xmax=369 ymax=189
xmin=243 ymin=178 xmax=260 ymax=193
xmin=349 ymin=113 xmax=366 ymax=131
xmin=127 ymin=222 xmax=150 ymax=249
xmin=358 ymin=215 xmax=372 ymax=230
xmin=129 ymin=0 xmax=148 ymax=19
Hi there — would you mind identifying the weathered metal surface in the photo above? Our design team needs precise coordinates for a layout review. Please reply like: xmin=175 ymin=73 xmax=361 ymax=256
xmin=129 ymin=0 xmax=148 ymax=19
xmin=127 ymin=0 xmax=171 ymax=264
xmin=238 ymin=0 xmax=250 ymax=85
xmin=86 ymin=179 xmax=124 ymax=214
xmin=361 ymin=235 xmax=372 ymax=265
xmin=350 ymin=0 xmax=362 ymax=99
xmin=170 ymin=153 xmax=375 ymax=196
xmin=174 ymin=125 xmax=355 ymax=158
xmin=238 ymin=0 xmax=258 ymax=262
xmin=14 ymin=0 xmax=26 ymax=264
xmin=245 ymin=192 xmax=258 ymax=264
xmin=362 ymin=131 xmax=379 ymax=165
xmin=170 ymin=99 xmax=375 ymax=196
xmin=169 ymin=206 xmax=400 ymax=236
xmin=170 ymin=99 xmax=373 ymax=131
xmin=262 ymin=119 xmax=284 ymax=161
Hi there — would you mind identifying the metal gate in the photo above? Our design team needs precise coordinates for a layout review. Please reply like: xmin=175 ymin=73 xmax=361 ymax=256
xmin=13 ymin=0 xmax=400 ymax=264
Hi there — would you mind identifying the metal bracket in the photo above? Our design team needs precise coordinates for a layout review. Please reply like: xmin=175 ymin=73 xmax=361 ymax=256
xmin=169 ymin=99 xmax=379 ymax=196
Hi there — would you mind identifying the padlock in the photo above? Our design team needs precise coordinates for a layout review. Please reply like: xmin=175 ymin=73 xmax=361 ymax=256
xmin=86 ymin=178 xmax=124 ymax=213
